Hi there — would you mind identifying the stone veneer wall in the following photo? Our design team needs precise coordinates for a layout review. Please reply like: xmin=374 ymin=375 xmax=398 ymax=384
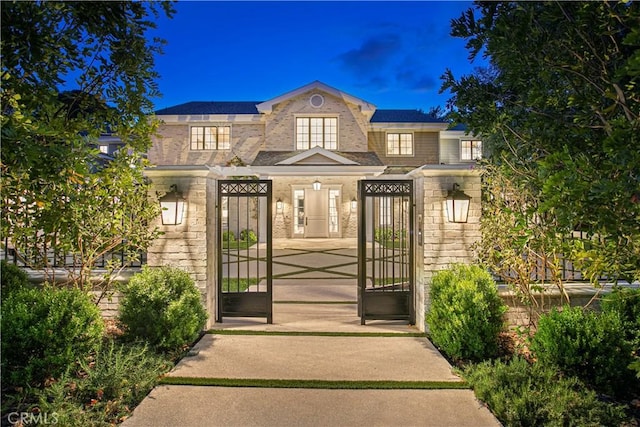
xmin=264 ymin=90 xmax=370 ymax=152
xmin=416 ymin=166 xmax=482 ymax=331
xmin=148 ymin=122 xmax=264 ymax=167
xmin=145 ymin=170 xmax=217 ymax=328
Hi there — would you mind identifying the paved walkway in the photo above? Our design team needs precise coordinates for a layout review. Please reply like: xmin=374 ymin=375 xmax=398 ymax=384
xmin=122 ymin=239 xmax=499 ymax=426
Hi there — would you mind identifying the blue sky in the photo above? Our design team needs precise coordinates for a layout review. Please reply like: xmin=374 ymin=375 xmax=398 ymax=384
xmin=150 ymin=1 xmax=485 ymax=112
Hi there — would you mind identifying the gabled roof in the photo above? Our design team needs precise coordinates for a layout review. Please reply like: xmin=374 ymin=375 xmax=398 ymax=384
xmin=256 ymin=81 xmax=376 ymax=114
xmin=371 ymin=109 xmax=447 ymax=123
xmin=252 ymin=150 xmax=384 ymax=167
xmin=275 ymin=146 xmax=358 ymax=166
xmin=155 ymin=101 xmax=260 ymax=115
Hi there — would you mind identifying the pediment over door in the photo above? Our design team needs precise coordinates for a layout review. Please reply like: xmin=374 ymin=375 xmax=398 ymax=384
xmin=275 ymin=147 xmax=358 ymax=166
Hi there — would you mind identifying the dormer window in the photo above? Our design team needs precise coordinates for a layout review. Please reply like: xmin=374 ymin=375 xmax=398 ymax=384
xmin=190 ymin=126 xmax=230 ymax=150
xmin=296 ymin=117 xmax=337 ymax=150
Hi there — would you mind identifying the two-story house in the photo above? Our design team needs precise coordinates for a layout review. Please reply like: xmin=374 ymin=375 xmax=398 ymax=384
xmin=145 ymin=81 xmax=482 ymax=327
xmin=148 ymin=81 xmax=479 ymax=240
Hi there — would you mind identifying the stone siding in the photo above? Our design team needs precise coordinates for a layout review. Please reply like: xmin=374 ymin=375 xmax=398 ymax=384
xmin=148 ymin=123 xmax=264 ymax=166
xmin=264 ymin=90 xmax=369 ymax=152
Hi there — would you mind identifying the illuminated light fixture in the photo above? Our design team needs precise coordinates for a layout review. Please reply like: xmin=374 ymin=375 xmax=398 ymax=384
xmin=351 ymin=197 xmax=357 ymax=212
xmin=160 ymin=184 xmax=186 ymax=225
xmin=446 ymin=183 xmax=471 ymax=223
xmin=276 ymin=198 xmax=283 ymax=213
xmin=312 ymin=180 xmax=321 ymax=191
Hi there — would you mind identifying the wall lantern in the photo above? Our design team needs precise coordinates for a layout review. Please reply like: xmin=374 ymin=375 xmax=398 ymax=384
xmin=351 ymin=197 xmax=357 ymax=212
xmin=446 ymin=183 xmax=471 ymax=223
xmin=276 ymin=198 xmax=283 ymax=213
xmin=160 ymin=184 xmax=186 ymax=225
xmin=312 ymin=180 xmax=322 ymax=191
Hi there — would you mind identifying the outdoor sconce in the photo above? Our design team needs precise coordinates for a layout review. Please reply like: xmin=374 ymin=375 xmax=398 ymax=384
xmin=159 ymin=184 xmax=186 ymax=225
xmin=312 ymin=180 xmax=322 ymax=191
xmin=351 ymin=197 xmax=357 ymax=212
xmin=276 ymin=198 xmax=283 ymax=213
xmin=446 ymin=183 xmax=471 ymax=223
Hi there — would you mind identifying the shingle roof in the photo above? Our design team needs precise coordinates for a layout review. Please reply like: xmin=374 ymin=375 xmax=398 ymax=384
xmin=251 ymin=151 xmax=384 ymax=167
xmin=155 ymin=101 xmax=261 ymax=115
xmin=155 ymin=102 xmax=450 ymax=125
xmin=370 ymin=109 xmax=447 ymax=123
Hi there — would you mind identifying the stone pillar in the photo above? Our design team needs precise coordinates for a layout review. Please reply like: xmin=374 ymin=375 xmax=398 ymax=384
xmin=416 ymin=166 xmax=482 ymax=329
xmin=145 ymin=167 xmax=217 ymax=328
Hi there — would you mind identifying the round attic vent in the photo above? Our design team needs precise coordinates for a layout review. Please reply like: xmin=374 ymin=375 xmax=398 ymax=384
xmin=310 ymin=94 xmax=324 ymax=108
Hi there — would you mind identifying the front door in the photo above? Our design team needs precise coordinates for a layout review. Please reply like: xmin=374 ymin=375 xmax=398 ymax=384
xmin=304 ymin=188 xmax=329 ymax=238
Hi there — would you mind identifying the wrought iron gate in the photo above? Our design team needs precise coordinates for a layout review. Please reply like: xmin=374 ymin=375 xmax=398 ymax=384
xmin=358 ymin=180 xmax=414 ymax=325
xmin=217 ymin=179 xmax=272 ymax=323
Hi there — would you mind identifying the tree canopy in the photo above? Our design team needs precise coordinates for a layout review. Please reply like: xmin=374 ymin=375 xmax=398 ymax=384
xmin=442 ymin=1 xmax=640 ymax=284
xmin=1 ymin=1 xmax=175 ymax=288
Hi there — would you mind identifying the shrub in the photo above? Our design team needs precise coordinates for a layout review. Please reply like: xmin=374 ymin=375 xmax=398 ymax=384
xmin=33 ymin=340 xmax=171 ymax=426
xmin=1 ymin=285 xmax=104 ymax=388
xmin=426 ymin=264 xmax=507 ymax=362
xmin=530 ymin=305 xmax=635 ymax=397
xmin=240 ymin=229 xmax=257 ymax=243
xmin=601 ymin=287 xmax=640 ymax=351
xmin=1 ymin=260 xmax=31 ymax=293
xmin=222 ymin=230 xmax=236 ymax=242
xmin=464 ymin=357 xmax=626 ymax=426
xmin=118 ymin=266 xmax=208 ymax=351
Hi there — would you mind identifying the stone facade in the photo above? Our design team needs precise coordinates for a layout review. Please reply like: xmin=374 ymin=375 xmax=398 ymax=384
xmin=143 ymin=82 xmax=484 ymax=328
xmin=263 ymin=91 xmax=370 ymax=152
xmin=148 ymin=122 xmax=264 ymax=167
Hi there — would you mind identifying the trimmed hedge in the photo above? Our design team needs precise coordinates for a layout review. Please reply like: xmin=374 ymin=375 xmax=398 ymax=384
xmin=530 ymin=305 xmax=635 ymax=397
xmin=426 ymin=264 xmax=507 ymax=362
xmin=118 ymin=266 xmax=208 ymax=352
xmin=1 ymin=285 xmax=104 ymax=388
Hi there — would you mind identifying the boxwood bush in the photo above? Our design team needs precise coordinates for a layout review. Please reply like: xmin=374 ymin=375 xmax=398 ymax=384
xmin=1 ymin=260 xmax=31 ymax=293
xmin=601 ymin=287 xmax=640 ymax=352
xmin=426 ymin=264 xmax=507 ymax=362
xmin=530 ymin=305 xmax=635 ymax=397
xmin=118 ymin=266 xmax=207 ymax=352
xmin=1 ymin=285 xmax=104 ymax=388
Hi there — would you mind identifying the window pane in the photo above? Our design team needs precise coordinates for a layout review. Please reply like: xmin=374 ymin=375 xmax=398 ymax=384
xmin=204 ymin=127 xmax=216 ymax=150
xmin=324 ymin=118 xmax=337 ymax=150
xmin=310 ymin=118 xmax=323 ymax=148
xmin=218 ymin=126 xmax=230 ymax=150
xmin=296 ymin=118 xmax=309 ymax=150
xmin=387 ymin=134 xmax=399 ymax=155
xmin=191 ymin=127 xmax=204 ymax=150
xmin=329 ymin=189 xmax=340 ymax=233
xmin=400 ymin=134 xmax=413 ymax=155
xmin=294 ymin=190 xmax=305 ymax=234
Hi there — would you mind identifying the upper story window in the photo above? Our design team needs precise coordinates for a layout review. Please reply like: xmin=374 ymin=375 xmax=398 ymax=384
xmin=386 ymin=133 xmax=413 ymax=156
xmin=190 ymin=126 xmax=230 ymax=150
xmin=461 ymin=140 xmax=482 ymax=161
xmin=296 ymin=117 xmax=337 ymax=150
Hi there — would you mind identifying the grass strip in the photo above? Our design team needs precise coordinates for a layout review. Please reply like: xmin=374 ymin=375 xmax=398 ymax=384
xmin=160 ymin=377 xmax=469 ymax=390
xmin=274 ymin=300 xmax=357 ymax=305
xmin=206 ymin=330 xmax=425 ymax=337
